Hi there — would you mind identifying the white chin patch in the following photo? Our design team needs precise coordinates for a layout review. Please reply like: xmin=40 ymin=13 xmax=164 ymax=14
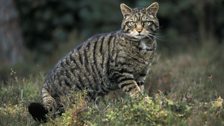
xmin=134 ymin=35 xmax=145 ymax=39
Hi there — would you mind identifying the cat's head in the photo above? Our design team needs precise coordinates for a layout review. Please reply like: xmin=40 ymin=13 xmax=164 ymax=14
xmin=120 ymin=2 xmax=159 ymax=40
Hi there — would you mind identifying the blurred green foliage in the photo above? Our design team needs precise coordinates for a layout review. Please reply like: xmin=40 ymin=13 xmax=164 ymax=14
xmin=15 ymin=0 xmax=224 ymax=57
xmin=15 ymin=0 xmax=123 ymax=55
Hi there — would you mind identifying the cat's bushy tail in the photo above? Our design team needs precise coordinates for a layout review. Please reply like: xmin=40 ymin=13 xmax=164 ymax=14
xmin=28 ymin=102 xmax=48 ymax=122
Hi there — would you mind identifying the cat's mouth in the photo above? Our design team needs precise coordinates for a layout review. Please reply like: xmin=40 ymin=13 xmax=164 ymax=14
xmin=134 ymin=34 xmax=146 ymax=39
xmin=135 ymin=35 xmax=155 ymax=41
xmin=137 ymin=33 xmax=145 ymax=36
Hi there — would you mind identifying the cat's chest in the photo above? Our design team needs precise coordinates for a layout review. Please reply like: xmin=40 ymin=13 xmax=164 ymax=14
xmin=118 ymin=36 xmax=156 ymax=53
xmin=138 ymin=40 xmax=154 ymax=52
xmin=129 ymin=39 xmax=155 ymax=58
xmin=118 ymin=39 xmax=156 ymax=65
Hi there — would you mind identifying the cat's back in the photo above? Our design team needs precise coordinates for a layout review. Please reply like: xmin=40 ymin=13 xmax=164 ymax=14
xmin=53 ymin=31 xmax=119 ymax=69
xmin=45 ymin=31 xmax=121 ymax=92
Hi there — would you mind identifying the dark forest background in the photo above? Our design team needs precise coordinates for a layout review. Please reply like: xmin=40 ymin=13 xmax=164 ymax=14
xmin=0 ymin=0 xmax=224 ymax=82
xmin=1 ymin=0 xmax=224 ymax=125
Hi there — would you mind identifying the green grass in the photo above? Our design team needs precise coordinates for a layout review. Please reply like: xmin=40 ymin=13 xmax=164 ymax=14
xmin=0 ymin=74 xmax=43 ymax=126
xmin=0 ymin=44 xmax=224 ymax=126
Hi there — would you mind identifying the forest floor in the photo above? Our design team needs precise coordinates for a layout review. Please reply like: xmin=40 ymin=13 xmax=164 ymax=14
xmin=0 ymin=43 xmax=224 ymax=126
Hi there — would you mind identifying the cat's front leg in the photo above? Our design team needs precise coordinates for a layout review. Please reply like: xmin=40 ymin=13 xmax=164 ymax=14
xmin=119 ymin=79 xmax=142 ymax=97
xmin=112 ymin=74 xmax=152 ymax=103
xmin=136 ymin=76 xmax=146 ymax=93
xmin=112 ymin=73 xmax=142 ymax=97
xmin=136 ymin=70 xmax=149 ymax=93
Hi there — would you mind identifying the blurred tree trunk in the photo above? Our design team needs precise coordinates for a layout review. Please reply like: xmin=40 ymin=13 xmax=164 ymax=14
xmin=196 ymin=0 xmax=216 ymax=44
xmin=195 ymin=0 xmax=206 ymax=44
xmin=0 ymin=0 xmax=24 ymax=65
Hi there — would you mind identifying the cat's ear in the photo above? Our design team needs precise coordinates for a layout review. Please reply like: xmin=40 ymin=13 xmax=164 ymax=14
xmin=120 ymin=3 xmax=132 ymax=18
xmin=146 ymin=2 xmax=159 ymax=16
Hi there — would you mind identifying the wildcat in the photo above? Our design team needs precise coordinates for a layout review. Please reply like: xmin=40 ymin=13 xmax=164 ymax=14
xmin=28 ymin=2 xmax=159 ymax=122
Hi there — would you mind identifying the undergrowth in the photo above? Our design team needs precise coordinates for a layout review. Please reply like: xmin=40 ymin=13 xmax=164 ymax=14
xmin=0 ymin=44 xmax=224 ymax=126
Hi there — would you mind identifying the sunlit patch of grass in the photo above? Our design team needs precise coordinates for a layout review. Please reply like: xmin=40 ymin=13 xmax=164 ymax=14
xmin=45 ymin=91 xmax=192 ymax=126
xmin=44 ymin=93 xmax=224 ymax=126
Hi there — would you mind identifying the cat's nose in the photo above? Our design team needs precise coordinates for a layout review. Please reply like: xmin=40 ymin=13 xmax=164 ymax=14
xmin=136 ymin=24 xmax=143 ymax=33
xmin=136 ymin=28 xmax=142 ymax=33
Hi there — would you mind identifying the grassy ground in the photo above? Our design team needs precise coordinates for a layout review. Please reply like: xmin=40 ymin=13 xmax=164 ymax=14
xmin=0 ymin=44 xmax=224 ymax=126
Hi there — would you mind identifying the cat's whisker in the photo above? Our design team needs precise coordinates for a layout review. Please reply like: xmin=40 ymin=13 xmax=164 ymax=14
xmin=146 ymin=33 xmax=163 ymax=41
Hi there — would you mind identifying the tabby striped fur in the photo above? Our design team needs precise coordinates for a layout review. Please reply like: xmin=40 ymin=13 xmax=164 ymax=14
xmin=28 ymin=2 xmax=159 ymax=122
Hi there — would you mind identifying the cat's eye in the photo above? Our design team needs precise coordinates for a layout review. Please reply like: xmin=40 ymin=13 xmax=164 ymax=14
xmin=128 ymin=21 xmax=135 ymax=26
xmin=144 ymin=21 xmax=151 ymax=25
